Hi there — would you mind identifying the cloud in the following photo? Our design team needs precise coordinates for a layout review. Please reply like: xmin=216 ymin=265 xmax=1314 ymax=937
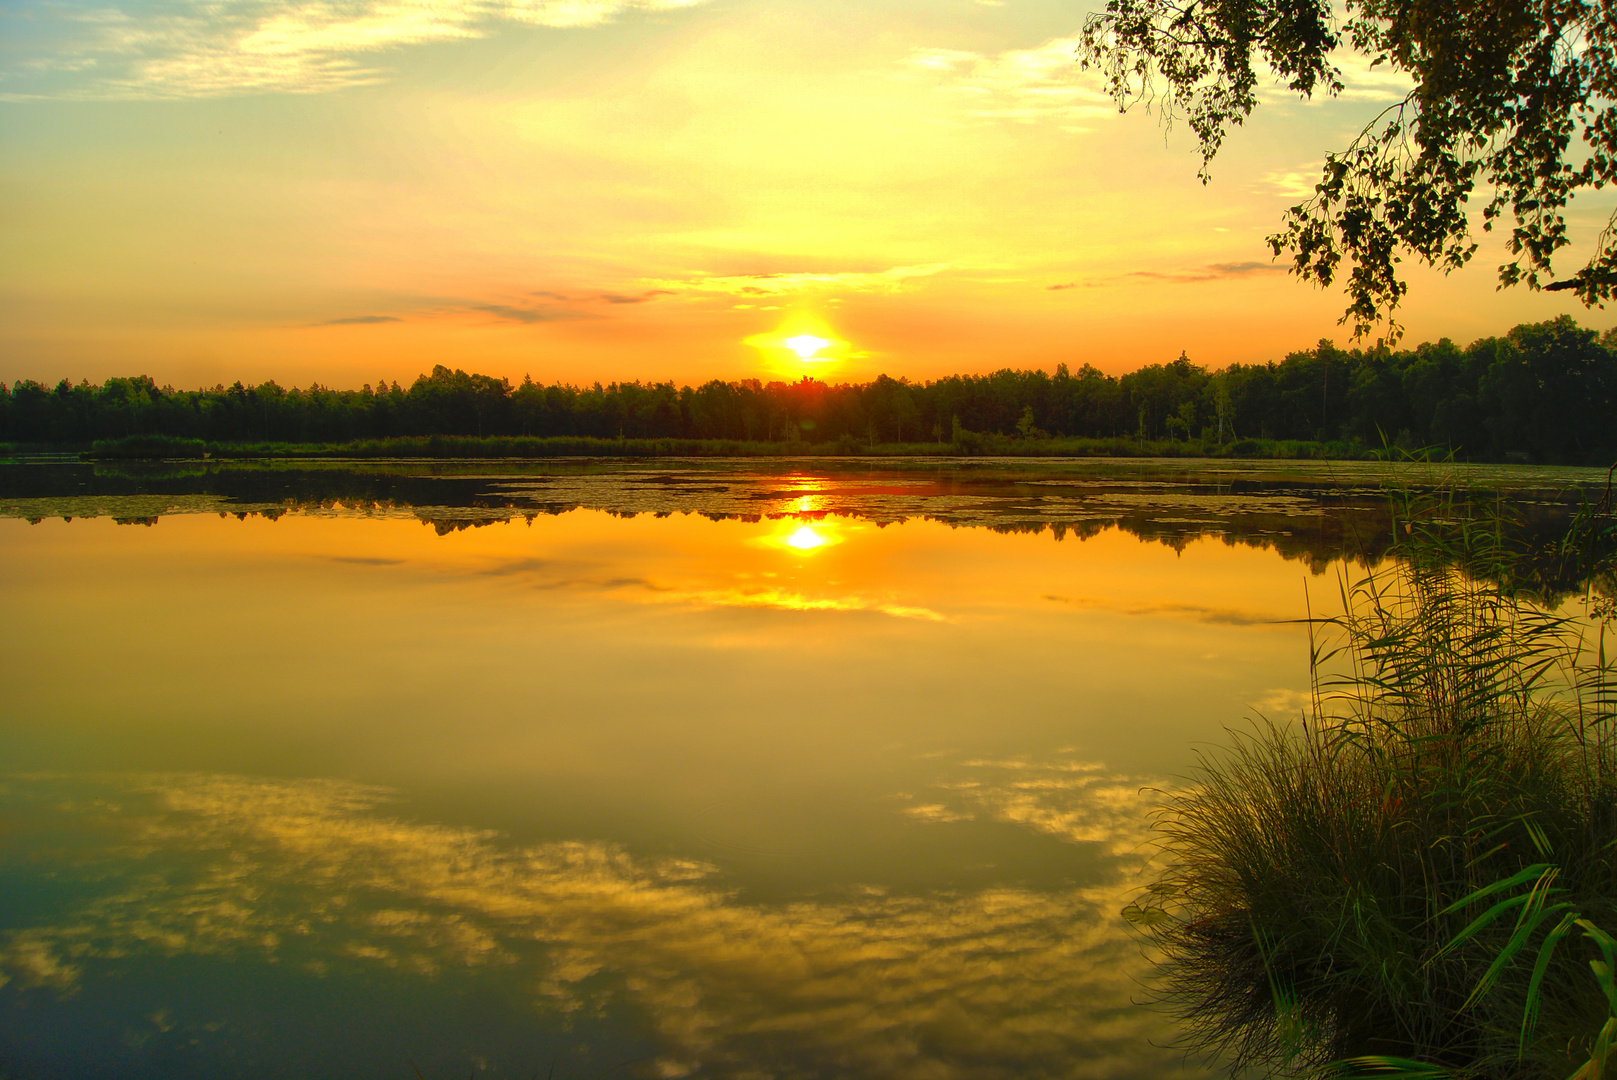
xmin=1259 ymin=170 xmax=1321 ymax=199
xmin=1321 ymin=48 xmax=1416 ymax=104
xmin=318 ymin=314 xmax=402 ymax=325
xmin=472 ymin=556 xmax=555 ymax=576
xmin=598 ymin=290 xmax=672 ymax=304
xmin=904 ymin=35 xmax=1409 ymax=136
xmin=6 ymin=0 xmax=713 ymax=99
xmin=906 ymin=37 xmax=1115 ymax=133
xmin=1126 ymin=260 xmax=1285 ymax=283
xmin=1073 ymin=260 xmax=1286 ymax=288
xmin=1205 ymin=260 xmax=1281 ymax=276
xmin=1046 ymin=282 xmax=1076 ymax=291
xmin=469 ymin=302 xmax=589 ymax=324
xmin=599 ymin=575 xmax=673 ymax=590
xmin=303 ymin=290 xmax=660 ymax=329
xmin=645 ymin=263 xmax=950 ymax=298
xmin=1239 ymin=45 xmax=1414 ymax=110
xmin=521 ymin=289 xmax=670 ymax=304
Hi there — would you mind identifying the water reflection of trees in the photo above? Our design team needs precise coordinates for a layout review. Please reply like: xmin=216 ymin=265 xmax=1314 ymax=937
xmin=3 ymin=462 xmax=1609 ymax=603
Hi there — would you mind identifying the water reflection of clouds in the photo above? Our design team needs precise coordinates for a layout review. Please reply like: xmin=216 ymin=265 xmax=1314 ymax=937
xmin=1250 ymin=687 xmax=1311 ymax=718
xmin=0 ymin=772 xmax=1194 ymax=1079
xmin=600 ymin=574 xmax=946 ymax=622
xmin=674 ymin=585 xmax=947 ymax=621
xmin=0 ymin=935 xmax=79 ymax=992
xmin=899 ymin=756 xmax=1162 ymax=856
xmin=1043 ymin=591 xmax=1293 ymax=627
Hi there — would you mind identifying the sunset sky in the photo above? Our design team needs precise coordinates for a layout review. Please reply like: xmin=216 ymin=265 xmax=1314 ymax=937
xmin=3 ymin=0 xmax=1611 ymax=389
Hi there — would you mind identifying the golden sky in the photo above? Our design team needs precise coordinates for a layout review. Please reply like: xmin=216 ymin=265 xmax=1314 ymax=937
xmin=2 ymin=0 xmax=1609 ymax=388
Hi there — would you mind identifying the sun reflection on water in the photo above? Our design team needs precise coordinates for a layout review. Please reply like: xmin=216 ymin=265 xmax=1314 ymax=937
xmin=784 ymin=525 xmax=826 ymax=550
xmin=757 ymin=515 xmax=845 ymax=555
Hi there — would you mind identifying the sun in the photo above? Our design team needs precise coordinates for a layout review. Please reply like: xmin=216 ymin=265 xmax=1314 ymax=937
xmin=743 ymin=314 xmax=848 ymax=376
xmin=784 ymin=335 xmax=830 ymax=360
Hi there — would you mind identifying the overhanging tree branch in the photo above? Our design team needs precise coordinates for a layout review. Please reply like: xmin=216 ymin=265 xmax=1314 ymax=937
xmin=1079 ymin=0 xmax=1617 ymax=339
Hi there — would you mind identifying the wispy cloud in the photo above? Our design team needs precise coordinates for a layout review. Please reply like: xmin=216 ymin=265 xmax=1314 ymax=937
xmin=318 ymin=314 xmax=402 ymax=325
xmin=1318 ymin=48 xmax=1415 ymax=104
xmin=1069 ymin=260 xmax=1286 ymax=289
xmin=644 ymin=263 xmax=950 ymax=298
xmin=1129 ymin=260 xmax=1285 ymax=283
xmin=524 ymin=288 xmax=670 ymax=304
xmin=473 ymin=556 xmax=554 ymax=576
xmin=1243 ymin=45 xmax=1413 ymax=109
xmin=598 ymin=289 xmax=671 ymax=304
xmin=4 ymin=0 xmax=712 ymax=99
xmin=904 ymin=35 xmax=1410 ymax=135
xmin=1259 ymin=170 xmax=1321 ymax=199
xmin=905 ymin=36 xmax=1114 ymax=133
xmin=469 ymin=301 xmax=590 ymax=324
xmin=333 ymin=289 xmax=669 ymax=327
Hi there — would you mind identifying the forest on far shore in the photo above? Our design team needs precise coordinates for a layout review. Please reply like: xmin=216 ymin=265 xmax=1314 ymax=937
xmin=3 ymin=315 xmax=1614 ymax=464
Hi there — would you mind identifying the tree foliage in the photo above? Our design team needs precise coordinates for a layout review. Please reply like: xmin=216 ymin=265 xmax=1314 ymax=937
xmin=2 ymin=318 xmax=1614 ymax=462
xmin=1079 ymin=0 xmax=1617 ymax=335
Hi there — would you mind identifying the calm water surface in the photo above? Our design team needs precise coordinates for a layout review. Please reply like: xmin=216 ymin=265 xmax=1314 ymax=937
xmin=0 ymin=458 xmax=1603 ymax=1079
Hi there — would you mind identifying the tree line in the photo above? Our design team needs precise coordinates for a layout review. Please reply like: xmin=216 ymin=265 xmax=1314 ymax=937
xmin=3 ymin=316 xmax=1613 ymax=462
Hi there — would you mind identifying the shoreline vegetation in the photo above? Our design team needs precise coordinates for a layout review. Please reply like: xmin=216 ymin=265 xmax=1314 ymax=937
xmin=71 ymin=432 xmax=1374 ymax=461
xmin=1125 ymin=487 xmax=1617 ymax=1078
xmin=3 ymin=316 xmax=1614 ymax=465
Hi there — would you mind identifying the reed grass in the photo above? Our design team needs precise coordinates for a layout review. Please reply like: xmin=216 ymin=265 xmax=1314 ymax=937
xmin=1125 ymin=485 xmax=1617 ymax=1078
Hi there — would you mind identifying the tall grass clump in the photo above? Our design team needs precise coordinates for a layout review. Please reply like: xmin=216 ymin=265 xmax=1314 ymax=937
xmin=1125 ymin=485 xmax=1617 ymax=1078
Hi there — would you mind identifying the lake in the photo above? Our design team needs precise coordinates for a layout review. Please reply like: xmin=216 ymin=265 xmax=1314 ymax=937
xmin=0 ymin=456 xmax=1606 ymax=1080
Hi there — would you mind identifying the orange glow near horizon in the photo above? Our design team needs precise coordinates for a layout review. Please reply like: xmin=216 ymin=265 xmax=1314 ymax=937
xmin=1 ymin=0 xmax=1605 ymax=391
